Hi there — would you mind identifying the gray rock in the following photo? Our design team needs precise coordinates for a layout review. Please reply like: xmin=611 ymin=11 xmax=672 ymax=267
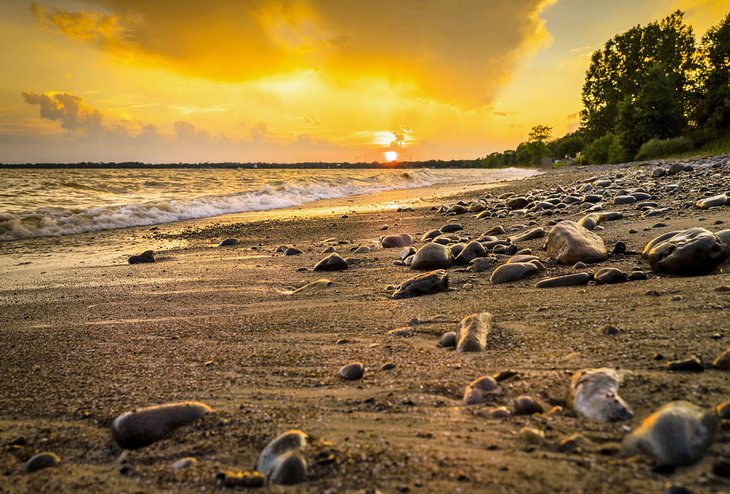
xmin=642 ymin=227 xmax=729 ymax=275
xmin=440 ymin=223 xmax=463 ymax=233
xmin=489 ymin=262 xmax=539 ymax=284
xmin=411 ymin=243 xmax=454 ymax=270
xmin=285 ymin=247 xmax=304 ymax=256
xmin=439 ymin=331 xmax=456 ymax=348
xmin=510 ymin=227 xmax=546 ymax=243
xmin=468 ymin=256 xmax=498 ymax=272
xmin=666 ymin=356 xmax=704 ymax=372
xmin=392 ymin=270 xmax=449 ymax=299
xmin=614 ymin=195 xmax=637 ymax=205
xmin=219 ymin=238 xmax=239 ymax=246
xmin=381 ymin=234 xmax=413 ymax=248
xmin=454 ymin=240 xmax=486 ymax=265
xmin=594 ymin=267 xmax=628 ymax=285
xmin=570 ymin=368 xmax=633 ymax=422
xmin=535 ymin=273 xmax=591 ymax=288
xmin=716 ymin=401 xmax=730 ymax=419
xmin=24 ymin=452 xmax=61 ymax=473
xmin=513 ymin=396 xmax=544 ymax=415
xmin=696 ymin=194 xmax=729 ymax=208
xmin=455 ymin=312 xmax=492 ymax=352
xmin=339 ymin=362 xmax=364 ymax=380
xmin=545 ymin=221 xmax=609 ymax=264
xmin=652 ymin=167 xmax=666 ymax=178
xmin=257 ymin=430 xmax=309 ymax=484
xmin=421 ymin=229 xmax=441 ymax=241
xmin=623 ymin=401 xmax=717 ymax=466
xmin=628 ymin=270 xmax=647 ymax=281
xmin=314 ymin=253 xmax=348 ymax=271
xmin=171 ymin=457 xmax=198 ymax=470
xmin=463 ymin=376 xmax=499 ymax=405
xmin=713 ymin=348 xmax=730 ymax=370
xmin=507 ymin=197 xmax=529 ymax=209
xmin=128 ymin=250 xmax=156 ymax=264
xmin=111 ymin=401 xmax=213 ymax=449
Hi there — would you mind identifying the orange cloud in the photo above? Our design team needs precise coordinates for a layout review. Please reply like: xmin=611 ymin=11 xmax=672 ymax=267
xmin=22 ymin=91 xmax=103 ymax=133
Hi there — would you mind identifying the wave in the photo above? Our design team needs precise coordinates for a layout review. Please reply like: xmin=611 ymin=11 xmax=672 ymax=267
xmin=0 ymin=167 xmax=537 ymax=241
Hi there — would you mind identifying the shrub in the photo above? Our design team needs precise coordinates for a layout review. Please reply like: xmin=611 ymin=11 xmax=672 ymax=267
xmin=635 ymin=136 xmax=694 ymax=160
xmin=585 ymin=133 xmax=626 ymax=164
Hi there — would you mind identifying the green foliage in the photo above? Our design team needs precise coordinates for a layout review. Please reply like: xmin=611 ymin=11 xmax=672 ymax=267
xmin=550 ymin=131 xmax=586 ymax=158
xmin=635 ymin=136 xmax=694 ymax=160
xmin=528 ymin=125 xmax=553 ymax=143
xmin=584 ymin=133 xmax=626 ymax=164
xmin=692 ymin=13 xmax=730 ymax=131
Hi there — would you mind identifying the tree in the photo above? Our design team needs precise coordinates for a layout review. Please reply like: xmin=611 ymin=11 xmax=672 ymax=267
xmin=528 ymin=125 xmax=552 ymax=143
xmin=693 ymin=13 xmax=730 ymax=131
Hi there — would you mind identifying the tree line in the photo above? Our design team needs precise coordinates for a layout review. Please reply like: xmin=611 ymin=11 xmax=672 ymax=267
xmin=481 ymin=10 xmax=729 ymax=167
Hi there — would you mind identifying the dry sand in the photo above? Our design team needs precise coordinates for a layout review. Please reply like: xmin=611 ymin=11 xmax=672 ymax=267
xmin=1 ymin=162 xmax=729 ymax=493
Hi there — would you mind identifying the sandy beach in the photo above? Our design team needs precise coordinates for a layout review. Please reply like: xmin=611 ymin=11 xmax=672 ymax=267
xmin=1 ymin=160 xmax=729 ymax=493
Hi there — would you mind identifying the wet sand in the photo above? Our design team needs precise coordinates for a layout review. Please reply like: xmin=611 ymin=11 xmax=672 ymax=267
xmin=1 ymin=162 xmax=729 ymax=493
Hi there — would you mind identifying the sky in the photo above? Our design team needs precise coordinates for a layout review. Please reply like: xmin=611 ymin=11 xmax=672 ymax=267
xmin=0 ymin=0 xmax=727 ymax=164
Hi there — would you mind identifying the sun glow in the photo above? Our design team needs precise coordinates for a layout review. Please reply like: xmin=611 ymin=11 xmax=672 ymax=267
xmin=384 ymin=151 xmax=398 ymax=163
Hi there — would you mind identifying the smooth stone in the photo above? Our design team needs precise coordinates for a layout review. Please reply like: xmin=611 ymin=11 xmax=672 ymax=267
xmin=489 ymin=406 xmax=511 ymax=418
xmin=668 ymin=162 xmax=685 ymax=174
xmin=420 ymin=229 xmax=441 ymax=241
xmin=171 ymin=457 xmax=198 ymax=470
xmin=439 ymin=331 xmax=456 ymax=348
xmin=696 ymin=194 xmax=728 ymax=209
xmin=570 ymin=368 xmax=633 ymax=422
xmin=545 ymin=221 xmax=609 ymax=265
xmin=111 ymin=401 xmax=213 ymax=449
xmin=351 ymin=246 xmax=371 ymax=255
xmin=463 ymin=376 xmax=499 ymax=405
xmin=642 ymin=227 xmax=729 ymax=275
xmin=285 ymin=247 xmax=304 ymax=256
xmin=216 ymin=470 xmax=267 ymax=488
xmin=506 ymin=197 xmax=529 ymax=209
xmin=379 ymin=362 xmax=396 ymax=371
xmin=454 ymin=240 xmax=486 ymax=265
xmin=489 ymin=262 xmax=538 ymax=284
xmin=715 ymin=229 xmax=730 ymax=246
xmin=535 ymin=273 xmax=591 ymax=288
xmin=128 ymin=250 xmax=156 ymax=264
xmin=628 ymin=270 xmax=647 ymax=281
xmin=510 ymin=227 xmax=545 ymax=243
xmin=664 ymin=483 xmax=695 ymax=494
xmin=289 ymin=279 xmax=332 ymax=295
xmin=573 ymin=261 xmax=587 ymax=269
xmin=622 ymin=401 xmax=717 ymax=466
xmin=339 ymin=362 xmax=364 ymax=380
xmin=257 ymin=430 xmax=309 ymax=483
xmin=614 ymin=195 xmax=637 ymax=205
xmin=666 ymin=356 xmax=704 ymax=372
xmin=219 ymin=238 xmax=239 ymax=246
xmin=716 ymin=401 xmax=730 ymax=419
xmin=410 ymin=243 xmax=453 ymax=270
xmin=713 ymin=348 xmax=730 ymax=369
xmin=519 ymin=427 xmax=545 ymax=444
xmin=577 ymin=215 xmax=598 ymax=230
xmin=313 ymin=253 xmax=348 ymax=271
xmin=456 ymin=312 xmax=492 ymax=352
xmin=513 ymin=396 xmax=544 ymax=415
xmin=601 ymin=325 xmax=620 ymax=335
xmin=594 ymin=268 xmax=628 ymax=285
xmin=507 ymin=254 xmax=539 ymax=264
xmin=652 ymin=167 xmax=666 ymax=177
xmin=440 ymin=223 xmax=463 ymax=233
xmin=392 ymin=270 xmax=449 ymax=299
xmin=399 ymin=246 xmax=416 ymax=261
xmin=24 ymin=452 xmax=61 ymax=473
xmin=468 ymin=256 xmax=498 ymax=272
xmin=484 ymin=225 xmax=506 ymax=236
xmin=321 ymin=246 xmax=335 ymax=254
xmin=381 ymin=233 xmax=413 ymax=248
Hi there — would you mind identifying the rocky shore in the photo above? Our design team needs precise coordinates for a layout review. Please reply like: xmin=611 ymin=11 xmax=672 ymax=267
xmin=1 ymin=156 xmax=729 ymax=493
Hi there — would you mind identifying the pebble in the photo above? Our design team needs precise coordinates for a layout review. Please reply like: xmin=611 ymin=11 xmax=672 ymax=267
xmin=455 ymin=312 xmax=491 ymax=352
xmin=219 ymin=238 xmax=239 ymax=246
xmin=570 ymin=368 xmax=633 ymax=422
xmin=410 ymin=243 xmax=454 ymax=270
xmin=594 ymin=267 xmax=628 ymax=285
xmin=381 ymin=234 xmax=413 ymax=248
xmin=379 ymin=362 xmax=396 ymax=371
xmin=642 ymin=227 xmax=729 ymax=275
xmin=339 ymin=362 xmax=365 ymax=380
xmin=623 ymin=401 xmax=717 ymax=466
xmin=454 ymin=241 xmax=487 ymax=265
xmin=313 ymin=253 xmax=348 ymax=271
xmin=712 ymin=348 xmax=730 ymax=369
xmin=392 ymin=270 xmax=449 ymax=299
xmin=664 ymin=482 xmax=695 ymax=494
xmin=24 ymin=452 xmax=61 ymax=473
xmin=128 ymin=250 xmax=156 ymax=264
xmin=695 ymin=193 xmax=728 ymax=209
xmin=666 ymin=356 xmax=704 ymax=372
xmin=256 ymin=430 xmax=309 ymax=485
xmin=535 ymin=273 xmax=591 ymax=288
xmin=513 ymin=396 xmax=544 ymax=415
xmin=439 ymin=331 xmax=456 ymax=348
xmin=440 ymin=223 xmax=463 ymax=233
xmin=216 ymin=470 xmax=267 ymax=488
xmin=545 ymin=221 xmax=609 ymax=264
xmin=468 ymin=256 xmax=498 ymax=272
xmin=489 ymin=262 xmax=539 ymax=284
xmin=510 ymin=227 xmax=545 ymax=243
xmin=463 ymin=376 xmax=499 ymax=405
xmin=628 ymin=270 xmax=647 ymax=281
xmin=601 ymin=325 xmax=620 ymax=336
xmin=171 ymin=457 xmax=198 ymax=470
xmin=716 ymin=401 xmax=730 ymax=419
xmin=111 ymin=401 xmax=213 ymax=449
xmin=518 ymin=427 xmax=545 ymax=444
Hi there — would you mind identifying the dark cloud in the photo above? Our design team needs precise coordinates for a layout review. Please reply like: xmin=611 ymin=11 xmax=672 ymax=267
xmin=22 ymin=91 xmax=103 ymax=133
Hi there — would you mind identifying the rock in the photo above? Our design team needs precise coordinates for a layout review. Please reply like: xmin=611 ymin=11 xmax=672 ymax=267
xmin=570 ymin=368 xmax=633 ymax=422
xmin=439 ymin=332 xmax=456 ymax=348
xmin=716 ymin=401 xmax=730 ymax=419
xmin=507 ymin=254 xmax=539 ymax=264
xmin=507 ymin=197 xmax=530 ymax=209
xmin=128 ymin=250 xmax=156 ymax=264
xmin=257 ymin=430 xmax=309 ymax=485
xmin=628 ymin=270 xmax=647 ymax=281
xmin=351 ymin=246 xmax=370 ymax=255
xmin=288 ymin=279 xmax=332 ymax=295
xmin=111 ymin=401 xmax=213 ymax=449
xmin=216 ymin=470 xmax=267 ymax=488
xmin=399 ymin=246 xmax=416 ymax=260
xmin=545 ymin=221 xmax=609 ymax=265
xmin=712 ymin=459 xmax=730 ymax=478
xmin=24 ymin=452 xmax=61 ymax=473
xmin=440 ymin=223 xmax=463 ymax=233
xmin=489 ymin=262 xmax=539 ymax=284
xmin=668 ymin=162 xmax=685 ymax=174
xmin=535 ymin=273 xmax=591 ymax=288
xmin=652 ymin=167 xmax=666 ymax=178
xmin=513 ymin=396 xmax=544 ymax=415
xmin=594 ymin=268 xmax=628 ymax=285
xmin=381 ymin=234 xmax=413 ymax=248
xmin=454 ymin=241 xmax=486 ymax=265
xmin=614 ymin=195 xmax=637 ymax=205
xmin=339 ymin=362 xmax=364 ymax=380
xmin=666 ymin=356 xmax=704 ymax=372
xmin=321 ymin=246 xmax=335 ymax=254
xmin=172 ymin=457 xmax=198 ymax=470
xmin=519 ymin=427 xmax=545 ymax=444
xmin=623 ymin=401 xmax=717 ymax=466
xmin=712 ymin=348 xmax=730 ymax=369
xmin=488 ymin=406 xmax=511 ymax=418
xmin=696 ymin=194 xmax=728 ymax=209
xmin=379 ymin=362 xmax=396 ymax=371
xmin=463 ymin=376 xmax=499 ymax=405
xmin=421 ymin=229 xmax=441 ymax=241
xmin=601 ymin=325 xmax=620 ymax=336
xmin=577 ymin=215 xmax=598 ymax=230
xmin=392 ymin=270 xmax=449 ymax=299
xmin=410 ymin=243 xmax=453 ymax=270
xmin=468 ymin=256 xmax=498 ymax=273
xmin=484 ymin=225 xmax=506 ymax=236
xmin=510 ymin=227 xmax=545 ymax=243
xmin=313 ymin=253 xmax=348 ymax=271
xmin=642 ymin=227 xmax=729 ymax=275
xmin=219 ymin=238 xmax=239 ymax=246
xmin=664 ymin=482 xmax=695 ymax=494
xmin=455 ymin=312 xmax=492 ymax=352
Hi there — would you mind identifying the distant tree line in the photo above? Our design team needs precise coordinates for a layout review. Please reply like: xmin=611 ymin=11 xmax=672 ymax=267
xmin=481 ymin=10 xmax=730 ymax=167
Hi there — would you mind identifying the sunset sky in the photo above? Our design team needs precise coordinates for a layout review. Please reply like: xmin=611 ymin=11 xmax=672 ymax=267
xmin=0 ymin=0 xmax=727 ymax=163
